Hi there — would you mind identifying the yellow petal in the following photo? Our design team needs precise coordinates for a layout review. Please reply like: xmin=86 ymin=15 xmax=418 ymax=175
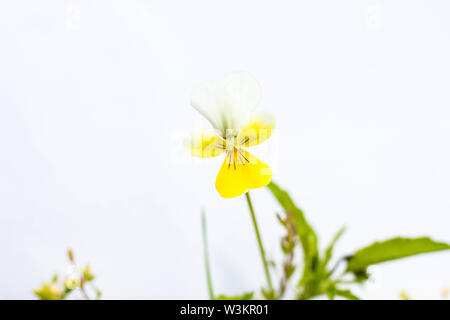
xmin=237 ymin=111 xmax=275 ymax=147
xmin=186 ymin=130 xmax=226 ymax=158
xmin=215 ymin=148 xmax=272 ymax=198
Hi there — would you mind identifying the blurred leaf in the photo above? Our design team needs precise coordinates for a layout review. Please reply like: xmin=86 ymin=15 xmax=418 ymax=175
xmin=285 ymin=264 xmax=296 ymax=279
xmin=334 ymin=289 xmax=360 ymax=300
xmin=399 ymin=291 xmax=410 ymax=300
xmin=33 ymin=283 xmax=65 ymax=300
xmin=67 ymin=249 xmax=74 ymax=263
xmin=325 ymin=284 xmax=359 ymax=300
xmin=346 ymin=237 xmax=450 ymax=273
xmin=262 ymin=288 xmax=276 ymax=300
xmin=323 ymin=227 xmax=346 ymax=268
xmin=267 ymin=182 xmax=318 ymax=268
xmin=202 ymin=210 xmax=215 ymax=300
xmin=216 ymin=292 xmax=254 ymax=300
xmin=64 ymin=278 xmax=80 ymax=290
xmin=82 ymin=265 xmax=95 ymax=282
xmin=352 ymin=269 xmax=369 ymax=282
xmin=51 ymin=273 xmax=58 ymax=283
xmin=34 ymin=249 xmax=101 ymax=300
xmin=325 ymin=284 xmax=336 ymax=300
xmin=276 ymin=213 xmax=286 ymax=226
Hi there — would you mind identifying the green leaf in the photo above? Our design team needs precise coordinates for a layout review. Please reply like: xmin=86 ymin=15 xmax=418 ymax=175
xmin=323 ymin=227 xmax=346 ymax=268
xmin=216 ymin=292 xmax=254 ymax=300
xmin=268 ymin=182 xmax=322 ymax=299
xmin=82 ymin=265 xmax=95 ymax=282
xmin=201 ymin=210 xmax=215 ymax=300
xmin=51 ymin=273 xmax=59 ymax=283
xmin=334 ymin=289 xmax=360 ymax=300
xmin=33 ymin=283 xmax=65 ymax=300
xmin=261 ymin=288 xmax=276 ymax=300
xmin=346 ymin=237 xmax=450 ymax=273
xmin=267 ymin=182 xmax=318 ymax=268
xmin=325 ymin=284 xmax=336 ymax=300
xmin=324 ymin=284 xmax=360 ymax=300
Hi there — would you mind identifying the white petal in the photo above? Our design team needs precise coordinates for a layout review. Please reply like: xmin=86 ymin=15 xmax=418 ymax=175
xmin=190 ymin=80 xmax=227 ymax=132
xmin=190 ymin=72 xmax=262 ymax=136
xmin=222 ymin=72 xmax=262 ymax=121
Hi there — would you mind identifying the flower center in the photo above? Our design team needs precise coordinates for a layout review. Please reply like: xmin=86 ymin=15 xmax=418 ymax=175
xmin=225 ymin=135 xmax=240 ymax=152
xmin=225 ymin=147 xmax=250 ymax=169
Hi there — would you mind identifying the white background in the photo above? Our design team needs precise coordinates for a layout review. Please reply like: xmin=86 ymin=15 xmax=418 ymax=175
xmin=1 ymin=0 xmax=449 ymax=299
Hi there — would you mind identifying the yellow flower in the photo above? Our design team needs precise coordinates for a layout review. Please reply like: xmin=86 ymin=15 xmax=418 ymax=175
xmin=187 ymin=72 xmax=274 ymax=198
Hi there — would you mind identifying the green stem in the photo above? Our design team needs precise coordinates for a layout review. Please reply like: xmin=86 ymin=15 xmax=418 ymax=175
xmin=201 ymin=210 xmax=215 ymax=299
xmin=245 ymin=192 xmax=273 ymax=293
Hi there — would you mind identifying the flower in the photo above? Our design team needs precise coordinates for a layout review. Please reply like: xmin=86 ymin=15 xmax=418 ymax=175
xmin=187 ymin=72 xmax=274 ymax=198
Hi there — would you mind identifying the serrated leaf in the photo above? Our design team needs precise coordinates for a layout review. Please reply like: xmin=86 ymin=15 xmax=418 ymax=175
xmin=268 ymin=182 xmax=321 ymax=298
xmin=346 ymin=237 xmax=450 ymax=273
xmin=267 ymin=182 xmax=318 ymax=267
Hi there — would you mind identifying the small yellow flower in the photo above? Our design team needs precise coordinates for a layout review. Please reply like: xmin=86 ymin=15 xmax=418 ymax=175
xmin=187 ymin=72 xmax=274 ymax=198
